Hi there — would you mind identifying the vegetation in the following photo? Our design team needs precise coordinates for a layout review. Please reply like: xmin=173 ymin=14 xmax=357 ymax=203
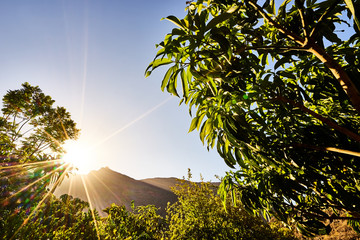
xmin=0 ymin=83 xmax=80 ymax=239
xmin=164 ymin=170 xmax=295 ymax=240
xmin=0 ymin=82 xmax=79 ymax=202
xmin=0 ymin=82 xmax=79 ymax=163
xmin=145 ymin=0 xmax=360 ymax=236
xmin=0 ymin=194 xmax=100 ymax=240
xmin=1 ymin=178 xmax=296 ymax=240
xmin=0 ymin=84 xmax=293 ymax=239
xmin=103 ymin=203 xmax=165 ymax=239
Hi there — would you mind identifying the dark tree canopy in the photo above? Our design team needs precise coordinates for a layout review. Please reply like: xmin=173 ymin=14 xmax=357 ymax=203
xmin=146 ymin=0 xmax=360 ymax=236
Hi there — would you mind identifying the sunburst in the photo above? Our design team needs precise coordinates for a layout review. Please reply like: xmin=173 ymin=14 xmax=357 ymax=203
xmin=62 ymin=139 xmax=97 ymax=175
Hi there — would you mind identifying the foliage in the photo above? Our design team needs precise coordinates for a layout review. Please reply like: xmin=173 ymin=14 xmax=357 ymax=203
xmin=146 ymin=0 xmax=360 ymax=236
xmin=0 ymin=83 xmax=80 ymax=239
xmin=0 ymin=82 xmax=80 ymax=204
xmin=0 ymin=194 xmax=100 ymax=240
xmin=1 ymin=82 xmax=79 ymax=162
xmin=164 ymin=170 xmax=295 ymax=239
xmin=0 ymin=172 xmax=296 ymax=239
xmin=102 ymin=202 xmax=165 ymax=240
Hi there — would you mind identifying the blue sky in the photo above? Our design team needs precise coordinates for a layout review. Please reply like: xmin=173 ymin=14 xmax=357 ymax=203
xmin=0 ymin=1 xmax=232 ymax=181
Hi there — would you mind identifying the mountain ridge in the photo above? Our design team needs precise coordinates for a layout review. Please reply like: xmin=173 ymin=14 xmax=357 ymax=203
xmin=54 ymin=167 xmax=179 ymax=216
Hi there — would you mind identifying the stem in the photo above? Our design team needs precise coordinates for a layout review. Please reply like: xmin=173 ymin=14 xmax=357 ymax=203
xmin=247 ymin=0 xmax=305 ymax=45
xmin=247 ymin=0 xmax=360 ymax=114
xmin=309 ymin=0 xmax=341 ymax=39
xmin=15 ymin=118 xmax=31 ymax=139
xmin=296 ymin=0 xmax=308 ymax=41
xmin=291 ymin=143 xmax=360 ymax=157
xmin=275 ymin=96 xmax=360 ymax=142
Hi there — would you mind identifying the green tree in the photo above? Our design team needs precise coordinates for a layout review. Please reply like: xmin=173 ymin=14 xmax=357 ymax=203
xmin=165 ymin=170 xmax=295 ymax=240
xmin=102 ymin=202 xmax=165 ymax=240
xmin=146 ymin=0 xmax=360 ymax=236
xmin=0 ymin=83 xmax=80 ymax=238
xmin=1 ymin=82 xmax=79 ymax=162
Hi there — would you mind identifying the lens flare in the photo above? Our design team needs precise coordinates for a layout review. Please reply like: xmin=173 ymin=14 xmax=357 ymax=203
xmin=62 ymin=140 xmax=96 ymax=174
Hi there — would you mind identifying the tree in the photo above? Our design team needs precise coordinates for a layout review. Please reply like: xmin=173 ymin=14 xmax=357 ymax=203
xmin=1 ymin=82 xmax=79 ymax=162
xmin=102 ymin=203 xmax=165 ymax=239
xmin=165 ymin=170 xmax=295 ymax=239
xmin=0 ymin=83 xmax=80 ymax=237
xmin=146 ymin=0 xmax=360 ymax=236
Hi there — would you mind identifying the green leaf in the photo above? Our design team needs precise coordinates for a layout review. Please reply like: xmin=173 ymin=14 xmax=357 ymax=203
xmin=274 ymin=56 xmax=290 ymax=70
xmin=172 ymin=28 xmax=187 ymax=36
xmin=235 ymin=148 xmax=247 ymax=169
xmin=277 ymin=70 xmax=295 ymax=79
xmin=145 ymin=58 xmax=173 ymax=75
xmin=167 ymin=68 xmax=181 ymax=97
xmin=180 ymin=68 xmax=190 ymax=98
xmin=264 ymin=0 xmax=276 ymax=15
xmin=260 ymin=53 xmax=269 ymax=66
xmin=205 ymin=12 xmax=233 ymax=32
xmin=210 ymin=32 xmax=230 ymax=54
xmin=163 ymin=15 xmax=186 ymax=30
xmin=189 ymin=116 xmax=199 ymax=132
xmin=197 ymin=113 xmax=206 ymax=131
xmin=161 ymin=66 xmax=177 ymax=92
xmin=224 ymin=149 xmax=236 ymax=168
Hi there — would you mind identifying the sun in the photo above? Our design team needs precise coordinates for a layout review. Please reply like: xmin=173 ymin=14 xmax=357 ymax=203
xmin=62 ymin=140 xmax=97 ymax=174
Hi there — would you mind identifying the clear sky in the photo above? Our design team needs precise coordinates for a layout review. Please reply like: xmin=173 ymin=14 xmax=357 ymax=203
xmin=0 ymin=1 xmax=232 ymax=181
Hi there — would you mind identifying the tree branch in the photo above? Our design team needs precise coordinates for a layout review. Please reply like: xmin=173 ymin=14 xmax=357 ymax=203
xmin=274 ymin=96 xmax=360 ymax=142
xmin=290 ymin=143 xmax=360 ymax=157
xmin=247 ymin=0 xmax=305 ymax=45
xmin=248 ymin=0 xmax=360 ymax=113
xmin=307 ymin=43 xmax=360 ymax=114
xmin=15 ymin=118 xmax=31 ymax=139
xmin=295 ymin=0 xmax=308 ymax=41
xmin=309 ymin=0 xmax=342 ymax=39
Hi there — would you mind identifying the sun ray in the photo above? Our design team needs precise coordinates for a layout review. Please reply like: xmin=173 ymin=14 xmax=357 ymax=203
xmin=95 ymin=97 xmax=172 ymax=147
xmin=40 ymin=124 xmax=64 ymax=148
xmin=79 ymin=5 xmax=89 ymax=129
xmin=91 ymin=171 xmax=124 ymax=204
xmin=62 ymin=139 xmax=96 ymax=174
xmin=67 ymin=173 xmax=74 ymax=197
xmin=0 ymin=159 xmax=63 ymax=171
xmin=80 ymin=175 xmax=100 ymax=240
xmin=0 ymin=160 xmax=65 ymax=185
xmin=1 ymin=162 xmax=69 ymax=207
xmin=9 ymin=162 xmax=72 ymax=240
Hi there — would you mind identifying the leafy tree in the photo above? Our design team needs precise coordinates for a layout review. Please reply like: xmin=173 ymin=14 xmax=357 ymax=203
xmin=1 ymin=82 xmax=79 ymax=162
xmin=102 ymin=202 xmax=165 ymax=240
xmin=165 ymin=170 xmax=295 ymax=240
xmin=0 ymin=83 xmax=80 ymax=238
xmin=146 ymin=0 xmax=360 ymax=236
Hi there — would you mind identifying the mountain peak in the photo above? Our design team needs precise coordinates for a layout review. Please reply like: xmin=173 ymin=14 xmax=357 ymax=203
xmin=54 ymin=168 xmax=178 ymax=216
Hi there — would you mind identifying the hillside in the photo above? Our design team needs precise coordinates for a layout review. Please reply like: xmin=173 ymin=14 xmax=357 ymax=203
xmin=54 ymin=167 xmax=178 ymax=216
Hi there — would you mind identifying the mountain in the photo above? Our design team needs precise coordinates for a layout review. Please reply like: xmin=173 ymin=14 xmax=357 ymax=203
xmin=54 ymin=167 xmax=178 ymax=216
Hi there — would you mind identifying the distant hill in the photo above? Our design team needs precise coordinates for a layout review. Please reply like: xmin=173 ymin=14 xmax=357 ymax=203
xmin=54 ymin=167 xmax=178 ymax=216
